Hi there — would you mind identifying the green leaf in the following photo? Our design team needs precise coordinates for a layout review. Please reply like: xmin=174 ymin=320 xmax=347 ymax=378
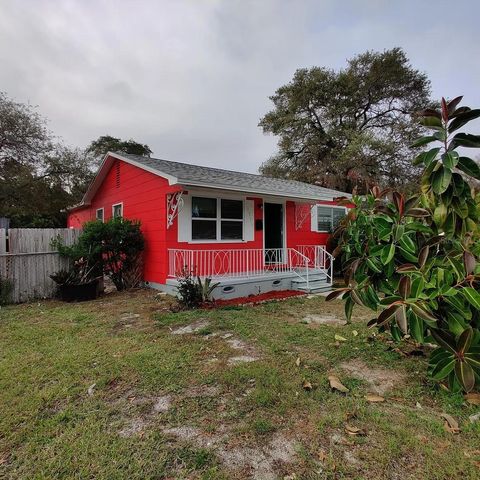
xmin=451 ymin=173 xmax=465 ymax=195
xmin=410 ymin=277 xmax=424 ymax=298
xmin=448 ymin=313 xmax=467 ymax=337
xmin=462 ymin=287 xmax=480 ymax=309
xmin=457 ymin=327 xmax=473 ymax=355
xmin=448 ymin=109 xmax=480 ymax=133
xmin=456 ymin=157 xmax=480 ymax=180
xmin=455 ymin=361 xmax=475 ymax=392
xmin=398 ymin=234 xmax=416 ymax=254
xmin=379 ymin=295 xmax=402 ymax=305
xmin=450 ymin=133 xmax=480 ymax=149
xmin=419 ymin=116 xmax=443 ymax=129
xmin=380 ymin=244 xmax=395 ymax=265
xmin=345 ymin=295 xmax=354 ymax=322
xmin=433 ymin=203 xmax=448 ymax=227
xmin=430 ymin=329 xmax=457 ymax=354
xmin=411 ymin=303 xmax=437 ymax=326
xmin=431 ymin=356 xmax=456 ymax=380
xmin=432 ymin=166 xmax=452 ymax=194
xmin=398 ymin=247 xmax=418 ymax=263
xmin=451 ymin=198 xmax=469 ymax=219
xmin=366 ymin=257 xmax=382 ymax=273
xmin=465 ymin=352 xmax=480 ymax=371
xmin=410 ymin=135 xmax=438 ymax=148
xmin=413 ymin=147 xmax=440 ymax=166
xmin=409 ymin=313 xmax=424 ymax=343
xmin=442 ymin=152 xmax=458 ymax=169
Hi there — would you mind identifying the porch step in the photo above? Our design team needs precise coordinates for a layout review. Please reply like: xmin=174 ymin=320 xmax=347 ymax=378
xmin=291 ymin=275 xmax=331 ymax=293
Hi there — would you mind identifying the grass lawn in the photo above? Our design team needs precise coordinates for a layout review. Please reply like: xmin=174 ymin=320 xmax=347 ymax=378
xmin=1 ymin=289 xmax=479 ymax=479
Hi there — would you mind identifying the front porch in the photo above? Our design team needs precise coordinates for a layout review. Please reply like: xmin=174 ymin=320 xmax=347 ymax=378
xmin=167 ymin=246 xmax=333 ymax=298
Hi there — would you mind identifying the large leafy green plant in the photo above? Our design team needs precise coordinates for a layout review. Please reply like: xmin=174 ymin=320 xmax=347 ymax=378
xmin=328 ymin=97 xmax=480 ymax=392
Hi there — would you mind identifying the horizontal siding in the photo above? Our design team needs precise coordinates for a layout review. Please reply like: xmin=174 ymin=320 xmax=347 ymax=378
xmin=67 ymin=159 xmax=174 ymax=284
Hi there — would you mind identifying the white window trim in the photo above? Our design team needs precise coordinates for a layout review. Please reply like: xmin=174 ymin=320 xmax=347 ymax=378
xmin=314 ymin=205 xmax=347 ymax=233
xmin=96 ymin=207 xmax=104 ymax=222
xmin=112 ymin=202 xmax=123 ymax=218
xmin=190 ymin=195 xmax=245 ymax=243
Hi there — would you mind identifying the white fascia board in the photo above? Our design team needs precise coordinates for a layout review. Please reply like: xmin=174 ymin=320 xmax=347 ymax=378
xmin=110 ymin=152 xmax=178 ymax=185
xmin=178 ymin=180 xmax=348 ymax=202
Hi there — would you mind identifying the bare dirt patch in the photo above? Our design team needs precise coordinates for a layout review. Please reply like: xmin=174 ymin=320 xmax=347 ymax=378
xmin=302 ymin=314 xmax=347 ymax=326
xmin=183 ymin=384 xmax=222 ymax=398
xmin=225 ymin=336 xmax=261 ymax=365
xmin=340 ymin=359 xmax=406 ymax=395
xmin=171 ymin=320 xmax=209 ymax=335
xmin=162 ymin=424 xmax=297 ymax=479
xmin=113 ymin=390 xmax=173 ymax=437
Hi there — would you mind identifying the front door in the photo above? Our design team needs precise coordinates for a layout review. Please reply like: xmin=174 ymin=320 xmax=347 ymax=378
xmin=264 ymin=202 xmax=284 ymax=263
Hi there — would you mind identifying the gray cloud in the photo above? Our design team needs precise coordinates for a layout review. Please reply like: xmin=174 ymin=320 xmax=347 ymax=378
xmin=1 ymin=0 xmax=479 ymax=173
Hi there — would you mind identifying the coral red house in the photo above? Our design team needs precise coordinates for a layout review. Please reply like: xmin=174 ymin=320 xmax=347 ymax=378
xmin=68 ymin=152 xmax=349 ymax=298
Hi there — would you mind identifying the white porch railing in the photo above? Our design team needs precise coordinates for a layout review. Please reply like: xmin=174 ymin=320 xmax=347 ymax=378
xmin=168 ymin=245 xmax=334 ymax=287
xmin=297 ymin=245 xmax=334 ymax=284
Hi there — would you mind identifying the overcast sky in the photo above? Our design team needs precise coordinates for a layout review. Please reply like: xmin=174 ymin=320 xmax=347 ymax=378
xmin=1 ymin=0 xmax=479 ymax=173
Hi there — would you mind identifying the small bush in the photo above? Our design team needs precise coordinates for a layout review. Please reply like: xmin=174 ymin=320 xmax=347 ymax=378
xmin=176 ymin=269 xmax=219 ymax=309
xmin=176 ymin=269 xmax=202 ymax=308
xmin=0 ymin=276 xmax=13 ymax=305
xmin=54 ymin=217 xmax=144 ymax=291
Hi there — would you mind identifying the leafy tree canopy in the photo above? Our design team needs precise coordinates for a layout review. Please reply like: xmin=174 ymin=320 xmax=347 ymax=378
xmin=259 ymin=48 xmax=432 ymax=193
xmin=0 ymin=92 xmax=95 ymax=226
xmin=86 ymin=135 xmax=152 ymax=160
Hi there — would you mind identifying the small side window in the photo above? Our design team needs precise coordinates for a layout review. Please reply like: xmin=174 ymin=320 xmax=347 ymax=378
xmin=112 ymin=203 xmax=123 ymax=219
xmin=96 ymin=208 xmax=104 ymax=222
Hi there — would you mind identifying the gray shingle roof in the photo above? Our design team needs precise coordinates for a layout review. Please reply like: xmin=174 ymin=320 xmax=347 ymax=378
xmin=119 ymin=153 xmax=349 ymax=201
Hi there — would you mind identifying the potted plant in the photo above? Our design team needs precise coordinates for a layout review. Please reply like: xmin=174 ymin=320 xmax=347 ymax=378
xmin=50 ymin=257 xmax=101 ymax=302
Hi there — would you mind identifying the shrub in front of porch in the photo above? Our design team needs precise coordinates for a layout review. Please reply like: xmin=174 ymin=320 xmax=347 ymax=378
xmin=328 ymin=96 xmax=480 ymax=393
xmin=54 ymin=217 xmax=145 ymax=291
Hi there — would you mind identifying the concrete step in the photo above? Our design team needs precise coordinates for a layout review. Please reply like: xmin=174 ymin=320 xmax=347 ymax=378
xmin=291 ymin=278 xmax=331 ymax=293
xmin=291 ymin=273 xmax=327 ymax=285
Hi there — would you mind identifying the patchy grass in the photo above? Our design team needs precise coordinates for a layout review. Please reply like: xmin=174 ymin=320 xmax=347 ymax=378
xmin=0 ymin=289 xmax=479 ymax=479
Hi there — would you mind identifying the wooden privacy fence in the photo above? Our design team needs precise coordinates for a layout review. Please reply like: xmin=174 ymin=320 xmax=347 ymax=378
xmin=0 ymin=228 xmax=82 ymax=303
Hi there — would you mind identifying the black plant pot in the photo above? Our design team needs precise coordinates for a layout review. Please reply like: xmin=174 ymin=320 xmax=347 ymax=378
xmin=58 ymin=278 xmax=99 ymax=302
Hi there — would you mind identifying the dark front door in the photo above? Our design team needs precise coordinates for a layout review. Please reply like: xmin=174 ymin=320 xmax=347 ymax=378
xmin=264 ymin=202 xmax=284 ymax=263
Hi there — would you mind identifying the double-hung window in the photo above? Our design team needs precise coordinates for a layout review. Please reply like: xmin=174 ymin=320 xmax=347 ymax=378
xmin=96 ymin=208 xmax=104 ymax=222
xmin=191 ymin=196 xmax=243 ymax=241
xmin=316 ymin=205 xmax=346 ymax=232
xmin=112 ymin=203 xmax=123 ymax=219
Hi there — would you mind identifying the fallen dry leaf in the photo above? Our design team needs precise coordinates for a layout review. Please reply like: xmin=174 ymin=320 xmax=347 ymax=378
xmin=302 ymin=379 xmax=313 ymax=391
xmin=365 ymin=394 xmax=385 ymax=403
xmin=295 ymin=357 xmax=301 ymax=367
xmin=335 ymin=334 xmax=347 ymax=342
xmin=345 ymin=424 xmax=367 ymax=436
xmin=328 ymin=375 xmax=349 ymax=393
xmin=317 ymin=449 xmax=327 ymax=463
xmin=352 ymin=330 xmax=358 ymax=337
xmin=345 ymin=410 xmax=357 ymax=421
xmin=441 ymin=413 xmax=461 ymax=434
xmin=465 ymin=392 xmax=480 ymax=406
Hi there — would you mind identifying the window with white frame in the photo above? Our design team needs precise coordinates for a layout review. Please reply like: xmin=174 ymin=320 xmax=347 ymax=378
xmin=112 ymin=203 xmax=123 ymax=219
xmin=96 ymin=208 xmax=104 ymax=222
xmin=316 ymin=205 xmax=346 ymax=232
xmin=191 ymin=196 xmax=243 ymax=241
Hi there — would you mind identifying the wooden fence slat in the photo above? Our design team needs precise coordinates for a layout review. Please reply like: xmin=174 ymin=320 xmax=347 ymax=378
xmin=0 ymin=228 xmax=82 ymax=303
xmin=0 ymin=229 xmax=6 ymax=254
